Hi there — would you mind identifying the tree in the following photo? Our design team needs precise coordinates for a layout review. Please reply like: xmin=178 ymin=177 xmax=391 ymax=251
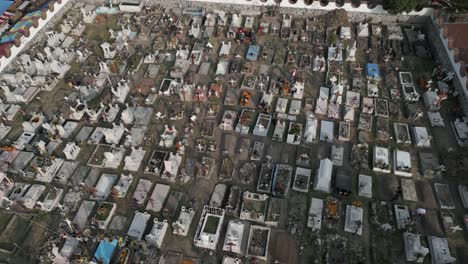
xmin=383 ymin=0 xmax=430 ymax=14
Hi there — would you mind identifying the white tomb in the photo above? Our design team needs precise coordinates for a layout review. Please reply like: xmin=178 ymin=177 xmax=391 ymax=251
xmin=428 ymin=236 xmax=456 ymax=264
xmin=92 ymin=174 xmax=117 ymax=200
xmin=173 ymin=207 xmax=195 ymax=236
xmin=20 ymin=184 xmax=46 ymax=209
xmin=63 ymin=142 xmax=80 ymax=160
xmin=412 ymin=126 xmax=431 ymax=148
xmin=394 ymin=149 xmax=412 ymax=177
xmin=394 ymin=205 xmax=411 ymax=229
xmin=223 ymin=221 xmax=245 ymax=254
xmin=128 ymin=211 xmax=151 ymax=240
xmin=373 ymin=146 xmax=390 ymax=173
xmin=124 ymin=147 xmax=146 ymax=172
xmin=314 ymin=159 xmax=333 ymax=193
xmin=320 ymin=120 xmax=334 ymax=142
xmin=194 ymin=206 xmax=225 ymax=250
xmin=146 ymin=184 xmax=170 ymax=213
xmin=145 ymin=219 xmax=168 ymax=248
xmin=404 ymin=232 xmax=429 ymax=263
xmin=344 ymin=205 xmax=364 ymax=235
xmin=358 ymin=174 xmax=372 ymax=198
xmin=113 ymin=174 xmax=133 ymax=198
xmin=304 ymin=112 xmax=318 ymax=143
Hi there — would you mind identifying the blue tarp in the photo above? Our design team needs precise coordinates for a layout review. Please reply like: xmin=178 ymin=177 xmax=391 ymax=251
xmin=366 ymin=63 xmax=380 ymax=79
xmin=246 ymin=45 xmax=259 ymax=61
xmin=93 ymin=239 xmax=118 ymax=264
xmin=0 ymin=1 xmax=13 ymax=15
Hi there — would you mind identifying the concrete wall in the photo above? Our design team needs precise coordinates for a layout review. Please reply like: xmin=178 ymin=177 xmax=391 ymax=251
xmin=426 ymin=20 xmax=468 ymax=115
xmin=0 ymin=0 xmax=73 ymax=73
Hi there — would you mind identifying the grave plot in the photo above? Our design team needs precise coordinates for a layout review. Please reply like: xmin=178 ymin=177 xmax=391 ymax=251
xmin=327 ymin=103 xmax=340 ymax=120
xmin=239 ymin=162 xmax=257 ymax=185
xmin=112 ymin=174 xmax=133 ymax=198
xmin=209 ymin=184 xmax=227 ymax=208
xmin=293 ymin=167 xmax=312 ymax=193
xmin=164 ymin=191 xmax=184 ymax=218
xmin=195 ymin=138 xmax=217 ymax=153
xmin=344 ymin=205 xmax=363 ymax=236
xmin=286 ymin=122 xmax=302 ymax=145
xmin=412 ymin=126 xmax=431 ymax=148
xmin=358 ymin=174 xmax=372 ymax=198
xmin=240 ymin=192 xmax=269 ymax=223
xmin=375 ymin=98 xmax=389 ymax=117
xmin=258 ymin=94 xmax=273 ymax=113
xmin=206 ymin=103 xmax=221 ymax=120
xmin=343 ymin=106 xmax=355 ymax=122
xmin=236 ymin=109 xmax=256 ymax=134
xmin=373 ymin=146 xmax=391 ymax=174
xmin=320 ymin=120 xmax=334 ymax=142
xmin=313 ymin=54 xmax=326 ymax=72
xmin=358 ymin=114 xmax=373 ymax=132
xmin=219 ymin=157 xmax=234 ymax=181
xmin=351 ymin=144 xmax=370 ymax=172
xmin=419 ymin=152 xmax=444 ymax=178
xmin=394 ymin=123 xmax=412 ymax=144
xmin=180 ymin=158 xmax=198 ymax=183
xmin=251 ymin=141 xmax=264 ymax=161
xmin=324 ymin=197 xmax=341 ymax=228
xmin=145 ymin=150 xmax=168 ymax=176
xmin=266 ymin=198 xmax=285 ymax=227
xmin=261 ymin=45 xmax=275 ymax=64
xmin=401 ymin=178 xmax=418 ymax=201
xmin=296 ymin=146 xmax=312 ymax=167
xmin=257 ymin=74 xmax=270 ymax=93
xmin=300 ymin=54 xmax=312 ymax=69
xmin=440 ymin=212 xmax=457 ymax=234
xmin=271 ymin=165 xmax=292 ymax=198
xmin=236 ymin=137 xmax=251 ymax=161
xmin=394 ymin=149 xmax=412 ymax=177
xmin=331 ymin=145 xmax=344 ymax=166
xmin=93 ymin=202 xmax=117 ymax=230
xmin=91 ymin=174 xmax=118 ymax=200
xmin=88 ymin=144 xmax=125 ymax=169
xmin=230 ymin=59 xmax=244 ymax=74
xmin=272 ymin=120 xmax=287 ymax=142
xmin=394 ymin=205 xmax=411 ymax=229
xmin=402 ymin=85 xmax=420 ymax=102
xmin=338 ymin=122 xmax=351 ymax=141
xmin=307 ymin=198 xmax=323 ymax=231
xmin=55 ymin=160 xmax=79 ymax=184
xmin=375 ymin=117 xmax=390 ymax=141
xmin=346 ymin=90 xmax=361 ymax=108
xmin=133 ymin=179 xmax=152 ymax=206
xmin=224 ymin=88 xmax=238 ymax=106
xmin=241 ymin=74 xmax=258 ymax=90
xmin=146 ymin=184 xmax=170 ymax=213
xmin=428 ymin=236 xmax=456 ymax=264
xmin=246 ymin=225 xmax=271 ymax=262
xmin=362 ymin=97 xmax=374 ymax=115
xmin=274 ymin=45 xmax=288 ymax=65
xmin=239 ymin=90 xmax=254 ymax=108
xmin=196 ymin=157 xmax=215 ymax=180
xmin=276 ymin=98 xmax=289 ymax=114
xmin=257 ymin=163 xmax=274 ymax=194
xmin=225 ymin=186 xmax=242 ymax=216
xmin=289 ymin=100 xmax=301 ymax=116
xmin=286 ymin=50 xmax=298 ymax=66
xmin=335 ymin=169 xmax=352 ymax=196
xmin=200 ymin=121 xmax=215 ymax=137
xmin=434 ymin=183 xmax=455 ymax=210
